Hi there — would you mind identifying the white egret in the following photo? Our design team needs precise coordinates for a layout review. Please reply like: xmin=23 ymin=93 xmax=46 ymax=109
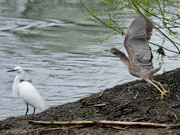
xmin=8 ymin=66 xmax=44 ymax=116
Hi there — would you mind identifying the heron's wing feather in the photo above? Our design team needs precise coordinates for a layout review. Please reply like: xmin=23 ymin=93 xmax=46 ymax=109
xmin=124 ymin=16 xmax=153 ymax=70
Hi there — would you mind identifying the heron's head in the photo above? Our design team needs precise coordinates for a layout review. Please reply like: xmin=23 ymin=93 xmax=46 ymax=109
xmin=105 ymin=48 xmax=121 ymax=56
xmin=7 ymin=66 xmax=24 ymax=74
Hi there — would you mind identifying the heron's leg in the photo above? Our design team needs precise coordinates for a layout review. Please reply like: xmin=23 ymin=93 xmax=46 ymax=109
xmin=147 ymin=80 xmax=166 ymax=99
xmin=33 ymin=108 xmax=36 ymax=115
xmin=152 ymin=80 xmax=169 ymax=94
xmin=25 ymin=104 xmax=29 ymax=116
xmin=151 ymin=83 xmax=165 ymax=99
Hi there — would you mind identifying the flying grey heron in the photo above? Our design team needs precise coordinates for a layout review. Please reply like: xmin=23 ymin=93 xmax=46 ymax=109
xmin=105 ymin=16 xmax=169 ymax=99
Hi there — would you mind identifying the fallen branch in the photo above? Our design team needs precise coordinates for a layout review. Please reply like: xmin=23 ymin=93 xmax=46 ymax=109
xmin=19 ymin=125 xmax=84 ymax=134
xmin=94 ymin=103 xmax=107 ymax=107
xmin=97 ymin=90 xmax=105 ymax=98
xmin=106 ymin=125 xmax=127 ymax=130
xmin=132 ymin=116 xmax=148 ymax=122
xmin=168 ymin=123 xmax=180 ymax=129
xmin=117 ymin=100 xmax=131 ymax=108
xmin=28 ymin=120 xmax=169 ymax=128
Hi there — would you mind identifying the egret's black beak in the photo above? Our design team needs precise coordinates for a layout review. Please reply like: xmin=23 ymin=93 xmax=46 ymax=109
xmin=7 ymin=69 xmax=16 ymax=72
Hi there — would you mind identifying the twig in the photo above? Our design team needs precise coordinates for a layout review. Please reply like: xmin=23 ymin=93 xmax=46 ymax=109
xmin=108 ymin=12 xmax=125 ymax=35
xmin=28 ymin=120 xmax=169 ymax=128
xmin=156 ymin=0 xmax=164 ymax=19
xmin=19 ymin=125 xmax=85 ymax=134
xmin=132 ymin=116 xmax=148 ymax=122
xmin=131 ymin=0 xmax=180 ymax=54
xmin=153 ymin=25 xmax=180 ymax=54
xmin=163 ymin=26 xmax=180 ymax=29
xmin=117 ymin=100 xmax=131 ymax=108
xmin=149 ymin=41 xmax=179 ymax=54
xmin=137 ymin=1 xmax=180 ymax=26
xmin=107 ymin=125 xmax=127 ymax=130
xmin=80 ymin=0 xmax=122 ymax=34
xmin=168 ymin=123 xmax=180 ymax=129
xmin=94 ymin=103 xmax=107 ymax=107
xmin=98 ymin=90 xmax=105 ymax=98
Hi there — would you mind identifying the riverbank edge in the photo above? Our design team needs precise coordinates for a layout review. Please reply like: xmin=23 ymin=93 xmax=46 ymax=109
xmin=0 ymin=68 xmax=180 ymax=135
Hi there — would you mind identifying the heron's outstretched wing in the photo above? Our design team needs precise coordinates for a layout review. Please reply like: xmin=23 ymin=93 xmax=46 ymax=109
xmin=124 ymin=16 xmax=153 ymax=70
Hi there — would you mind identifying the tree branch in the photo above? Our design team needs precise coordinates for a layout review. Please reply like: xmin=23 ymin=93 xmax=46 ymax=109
xmin=137 ymin=1 xmax=180 ymax=26
xmin=153 ymin=25 xmax=180 ymax=53
xmin=149 ymin=41 xmax=179 ymax=54
xmin=108 ymin=12 xmax=125 ymax=35
xmin=28 ymin=120 xmax=170 ymax=128
xmin=19 ymin=125 xmax=84 ymax=134
xmin=131 ymin=0 xmax=180 ymax=54
xmin=80 ymin=0 xmax=123 ymax=34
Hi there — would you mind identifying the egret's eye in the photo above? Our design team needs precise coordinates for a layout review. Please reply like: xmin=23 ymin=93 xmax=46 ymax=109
xmin=16 ymin=69 xmax=21 ymax=73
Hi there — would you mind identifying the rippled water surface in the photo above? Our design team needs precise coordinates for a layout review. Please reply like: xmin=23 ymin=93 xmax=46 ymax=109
xmin=0 ymin=0 xmax=179 ymax=120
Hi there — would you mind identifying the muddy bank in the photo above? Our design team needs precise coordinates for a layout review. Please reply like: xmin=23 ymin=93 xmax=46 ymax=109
xmin=0 ymin=68 xmax=180 ymax=135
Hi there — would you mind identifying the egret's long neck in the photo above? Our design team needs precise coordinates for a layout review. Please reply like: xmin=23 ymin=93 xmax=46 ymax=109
xmin=14 ymin=74 xmax=21 ymax=85
xmin=12 ymin=72 xmax=23 ymax=97
xmin=116 ymin=51 xmax=130 ymax=67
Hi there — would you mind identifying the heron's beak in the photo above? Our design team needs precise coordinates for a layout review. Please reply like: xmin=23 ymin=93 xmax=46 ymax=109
xmin=7 ymin=69 xmax=16 ymax=72
xmin=104 ymin=49 xmax=111 ymax=53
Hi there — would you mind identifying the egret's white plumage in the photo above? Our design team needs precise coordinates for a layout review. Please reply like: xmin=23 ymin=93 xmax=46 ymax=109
xmin=19 ymin=82 xmax=44 ymax=110
xmin=8 ymin=66 xmax=44 ymax=115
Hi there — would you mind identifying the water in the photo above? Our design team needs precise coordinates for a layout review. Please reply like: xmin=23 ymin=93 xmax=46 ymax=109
xmin=0 ymin=0 xmax=179 ymax=120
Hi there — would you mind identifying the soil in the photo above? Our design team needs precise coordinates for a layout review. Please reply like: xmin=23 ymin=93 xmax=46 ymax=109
xmin=0 ymin=68 xmax=180 ymax=135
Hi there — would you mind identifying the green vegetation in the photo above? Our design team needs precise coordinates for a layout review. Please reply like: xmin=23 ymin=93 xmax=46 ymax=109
xmin=81 ymin=0 xmax=180 ymax=56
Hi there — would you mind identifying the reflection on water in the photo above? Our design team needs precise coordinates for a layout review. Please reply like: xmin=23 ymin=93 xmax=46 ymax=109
xmin=0 ymin=0 xmax=179 ymax=120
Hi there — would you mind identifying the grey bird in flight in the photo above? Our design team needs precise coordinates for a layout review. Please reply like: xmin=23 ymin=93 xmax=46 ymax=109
xmin=105 ymin=16 xmax=169 ymax=99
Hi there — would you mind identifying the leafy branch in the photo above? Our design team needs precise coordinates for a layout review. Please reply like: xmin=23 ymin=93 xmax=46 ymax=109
xmin=80 ymin=0 xmax=124 ymax=35
xmin=130 ymin=0 xmax=180 ymax=54
xmin=80 ymin=0 xmax=180 ymax=55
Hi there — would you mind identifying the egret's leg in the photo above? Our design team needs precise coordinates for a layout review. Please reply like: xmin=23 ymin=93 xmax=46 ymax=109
xmin=25 ymin=104 xmax=29 ymax=116
xmin=152 ymin=80 xmax=169 ymax=94
xmin=33 ymin=108 xmax=36 ymax=115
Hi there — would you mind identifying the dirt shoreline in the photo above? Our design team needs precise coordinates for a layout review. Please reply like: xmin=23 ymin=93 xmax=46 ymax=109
xmin=1 ymin=68 xmax=180 ymax=135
